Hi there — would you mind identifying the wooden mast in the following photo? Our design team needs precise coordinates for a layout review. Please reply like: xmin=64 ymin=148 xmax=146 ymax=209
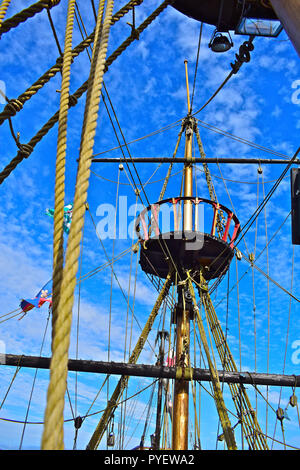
xmin=183 ymin=59 xmax=193 ymax=232
xmin=171 ymin=60 xmax=193 ymax=450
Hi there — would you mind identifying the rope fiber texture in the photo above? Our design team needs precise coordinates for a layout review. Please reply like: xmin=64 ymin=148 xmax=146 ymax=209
xmin=51 ymin=0 xmax=76 ymax=344
xmin=0 ymin=1 xmax=173 ymax=186
xmin=86 ymin=272 xmax=173 ymax=450
xmin=0 ymin=0 xmax=142 ymax=126
xmin=0 ymin=0 xmax=60 ymax=36
xmin=41 ymin=0 xmax=114 ymax=450
xmin=0 ymin=0 xmax=12 ymax=27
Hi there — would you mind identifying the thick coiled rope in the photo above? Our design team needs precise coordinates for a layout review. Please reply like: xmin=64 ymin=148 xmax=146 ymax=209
xmin=0 ymin=0 xmax=12 ymax=27
xmin=0 ymin=0 xmax=173 ymax=186
xmin=51 ymin=0 xmax=76 ymax=344
xmin=41 ymin=0 xmax=114 ymax=450
xmin=0 ymin=0 xmax=60 ymax=36
xmin=0 ymin=0 xmax=143 ymax=126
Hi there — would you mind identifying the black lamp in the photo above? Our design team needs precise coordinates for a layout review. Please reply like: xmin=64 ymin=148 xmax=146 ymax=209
xmin=209 ymin=30 xmax=233 ymax=53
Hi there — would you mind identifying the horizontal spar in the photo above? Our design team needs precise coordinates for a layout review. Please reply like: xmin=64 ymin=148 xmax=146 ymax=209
xmin=90 ymin=157 xmax=300 ymax=164
xmin=2 ymin=354 xmax=299 ymax=388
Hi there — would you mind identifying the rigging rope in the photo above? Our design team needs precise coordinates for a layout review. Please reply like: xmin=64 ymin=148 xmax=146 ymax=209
xmin=0 ymin=0 xmax=144 ymax=128
xmin=261 ymin=169 xmax=271 ymax=437
xmin=0 ymin=1 xmax=173 ymax=187
xmin=0 ymin=0 xmax=60 ymax=36
xmin=0 ymin=309 xmax=23 ymax=324
xmin=1 ymin=377 xmax=159 ymax=426
xmin=193 ymin=271 xmax=269 ymax=450
xmin=92 ymin=120 xmax=182 ymax=158
xmin=214 ymin=210 xmax=293 ymax=311
xmin=194 ymin=166 xmax=289 ymax=186
xmin=0 ymin=356 xmax=22 ymax=412
xmin=19 ymin=311 xmax=51 ymax=449
xmin=196 ymin=118 xmax=291 ymax=160
xmin=41 ymin=0 xmax=114 ymax=450
xmin=74 ymin=211 xmax=86 ymax=425
xmin=190 ymin=22 xmax=203 ymax=113
xmin=158 ymin=122 xmax=185 ymax=201
xmin=119 ymin=195 xmax=140 ymax=450
xmin=187 ymin=273 xmax=237 ymax=450
xmin=87 ymin=206 xmax=156 ymax=356
xmin=91 ymin=165 xmax=184 ymax=187
xmin=46 ymin=6 xmax=63 ymax=56
xmin=86 ymin=271 xmax=173 ymax=450
xmin=0 ymin=0 xmax=11 ymax=27
xmin=271 ymin=246 xmax=295 ymax=449
xmin=194 ymin=123 xmax=225 ymax=235
xmin=236 ymin=145 xmax=300 ymax=247
xmin=51 ymin=0 xmax=76 ymax=346
xmin=106 ymin=166 xmax=121 ymax=436
xmin=192 ymin=37 xmax=255 ymax=117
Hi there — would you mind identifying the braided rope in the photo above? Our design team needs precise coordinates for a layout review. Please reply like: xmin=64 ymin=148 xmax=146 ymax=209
xmin=41 ymin=0 xmax=113 ymax=450
xmin=0 ymin=0 xmax=11 ymax=27
xmin=0 ymin=0 xmax=143 ymax=126
xmin=51 ymin=0 xmax=76 ymax=344
xmin=0 ymin=0 xmax=60 ymax=36
xmin=0 ymin=0 xmax=173 ymax=185
xmin=158 ymin=122 xmax=185 ymax=201
xmin=104 ymin=0 xmax=173 ymax=69
xmin=110 ymin=0 xmax=143 ymax=26
xmin=87 ymin=271 xmax=173 ymax=450
xmin=0 ymin=59 xmax=63 ymax=125
xmin=187 ymin=274 xmax=237 ymax=450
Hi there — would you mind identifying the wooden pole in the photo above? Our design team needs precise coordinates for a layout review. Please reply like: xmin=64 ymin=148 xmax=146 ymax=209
xmin=2 ymin=354 xmax=299 ymax=387
xmin=171 ymin=61 xmax=193 ymax=450
xmin=183 ymin=60 xmax=193 ymax=232
xmin=91 ymin=157 xmax=300 ymax=164
xmin=270 ymin=0 xmax=300 ymax=57
xmin=154 ymin=330 xmax=169 ymax=450
xmin=172 ymin=303 xmax=190 ymax=449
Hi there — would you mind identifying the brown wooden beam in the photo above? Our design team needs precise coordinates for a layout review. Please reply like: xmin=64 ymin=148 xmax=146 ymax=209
xmin=90 ymin=157 xmax=300 ymax=164
xmin=2 ymin=354 xmax=299 ymax=388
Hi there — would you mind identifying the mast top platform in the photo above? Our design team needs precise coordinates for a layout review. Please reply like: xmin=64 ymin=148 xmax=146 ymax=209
xmin=135 ymin=196 xmax=241 ymax=281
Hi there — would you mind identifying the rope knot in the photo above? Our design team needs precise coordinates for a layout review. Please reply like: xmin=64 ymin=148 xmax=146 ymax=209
xmin=131 ymin=28 xmax=139 ymax=40
xmin=55 ymin=56 xmax=64 ymax=67
xmin=5 ymin=99 xmax=23 ymax=116
xmin=17 ymin=143 xmax=33 ymax=159
xmin=48 ymin=0 xmax=61 ymax=8
xmin=68 ymin=95 xmax=78 ymax=107
xmin=230 ymin=38 xmax=255 ymax=74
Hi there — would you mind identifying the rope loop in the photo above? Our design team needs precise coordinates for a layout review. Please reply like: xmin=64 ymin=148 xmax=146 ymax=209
xmin=17 ymin=143 xmax=33 ymax=158
xmin=68 ymin=95 xmax=78 ymax=107
xmin=48 ymin=0 xmax=61 ymax=7
xmin=230 ymin=37 xmax=255 ymax=74
xmin=175 ymin=366 xmax=193 ymax=381
xmin=5 ymin=98 xmax=23 ymax=116
xmin=55 ymin=55 xmax=64 ymax=67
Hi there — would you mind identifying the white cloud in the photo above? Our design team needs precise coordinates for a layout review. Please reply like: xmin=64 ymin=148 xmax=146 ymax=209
xmin=0 ymin=1 xmax=299 ymax=451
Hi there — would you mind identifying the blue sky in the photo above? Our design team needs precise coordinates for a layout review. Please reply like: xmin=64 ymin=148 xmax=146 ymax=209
xmin=0 ymin=0 xmax=300 ymax=451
